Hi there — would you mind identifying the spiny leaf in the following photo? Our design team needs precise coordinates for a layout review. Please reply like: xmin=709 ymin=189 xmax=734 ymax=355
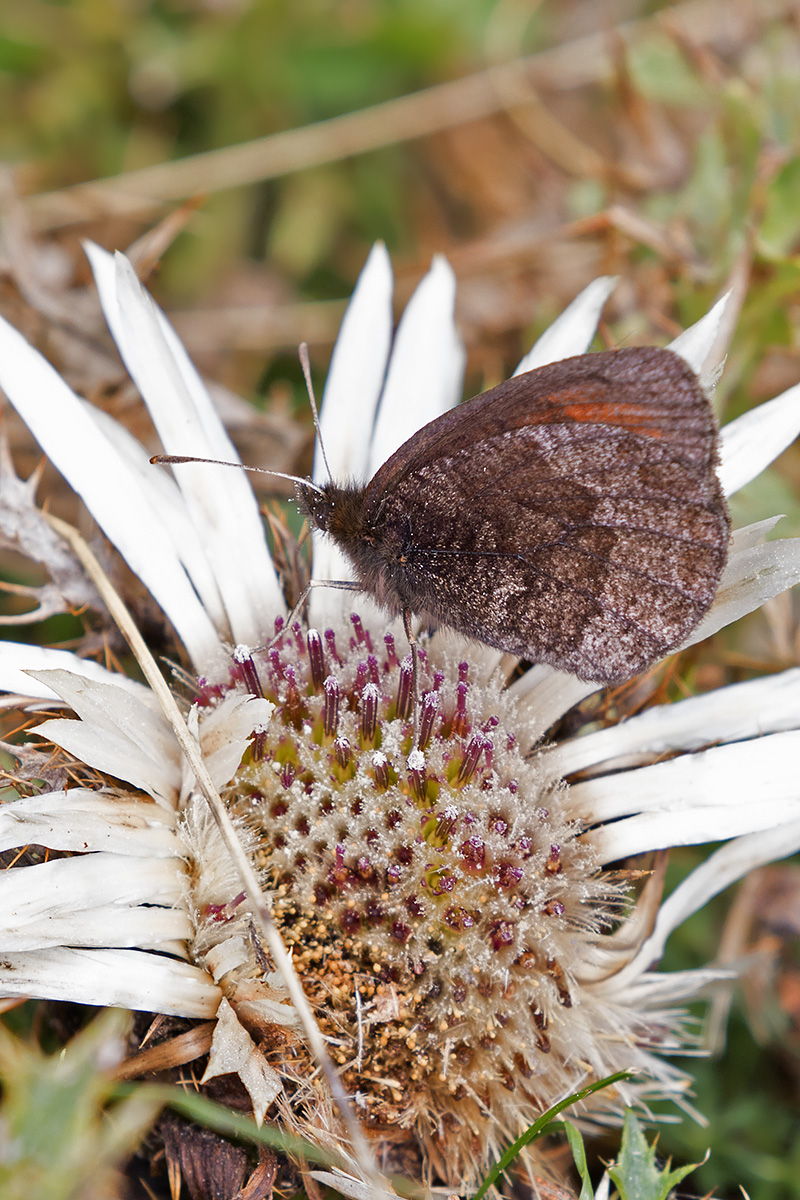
xmin=608 ymin=1110 xmax=704 ymax=1200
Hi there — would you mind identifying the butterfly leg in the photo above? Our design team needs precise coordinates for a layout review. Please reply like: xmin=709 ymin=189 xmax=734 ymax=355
xmin=262 ymin=579 xmax=362 ymax=650
xmin=402 ymin=606 xmax=420 ymax=745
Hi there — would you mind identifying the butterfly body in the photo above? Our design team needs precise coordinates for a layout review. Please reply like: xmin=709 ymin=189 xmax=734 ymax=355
xmin=297 ymin=346 xmax=730 ymax=684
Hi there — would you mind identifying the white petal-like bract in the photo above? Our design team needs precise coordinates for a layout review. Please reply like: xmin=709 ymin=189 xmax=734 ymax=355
xmin=720 ymin=380 xmax=800 ymax=496
xmin=548 ymin=668 xmax=800 ymax=776
xmin=30 ymin=669 xmax=180 ymax=805
xmin=0 ymin=948 xmax=219 ymax=1017
xmin=0 ymin=790 xmax=178 ymax=857
xmin=87 ymin=244 xmax=284 ymax=643
xmin=668 ymin=290 xmax=731 ymax=381
xmin=0 ymin=643 xmax=150 ymax=702
xmin=310 ymin=243 xmax=394 ymax=619
xmin=0 ymin=316 xmax=221 ymax=667
xmin=368 ymin=255 xmax=464 ymax=473
xmin=514 ymin=277 xmax=617 ymax=375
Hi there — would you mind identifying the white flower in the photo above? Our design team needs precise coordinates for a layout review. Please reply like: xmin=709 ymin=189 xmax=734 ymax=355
xmin=0 ymin=244 xmax=799 ymax=1189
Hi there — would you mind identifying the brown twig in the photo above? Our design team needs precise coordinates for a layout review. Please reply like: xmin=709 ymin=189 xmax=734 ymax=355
xmin=114 ymin=1022 xmax=217 ymax=1080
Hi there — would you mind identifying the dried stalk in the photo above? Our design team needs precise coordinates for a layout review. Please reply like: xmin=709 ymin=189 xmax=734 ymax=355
xmin=26 ymin=0 xmax=791 ymax=229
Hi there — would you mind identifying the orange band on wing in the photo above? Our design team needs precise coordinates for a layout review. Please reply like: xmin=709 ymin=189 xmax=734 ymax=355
xmin=561 ymin=400 xmax=665 ymax=436
xmin=551 ymin=388 xmax=667 ymax=437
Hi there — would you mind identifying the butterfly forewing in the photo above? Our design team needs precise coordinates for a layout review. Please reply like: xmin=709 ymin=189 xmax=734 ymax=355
xmin=362 ymin=347 xmax=730 ymax=683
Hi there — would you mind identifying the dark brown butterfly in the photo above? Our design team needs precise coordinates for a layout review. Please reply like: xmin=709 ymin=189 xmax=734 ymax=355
xmin=296 ymin=346 xmax=730 ymax=684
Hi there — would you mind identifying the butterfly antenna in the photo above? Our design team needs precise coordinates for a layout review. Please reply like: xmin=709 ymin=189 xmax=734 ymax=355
xmin=150 ymin=454 xmax=326 ymax=496
xmin=299 ymin=342 xmax=334 ymax=484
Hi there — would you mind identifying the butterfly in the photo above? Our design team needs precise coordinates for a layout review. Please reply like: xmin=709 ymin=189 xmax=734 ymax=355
xmin=295 ymin=346 xmax=729 ymax=684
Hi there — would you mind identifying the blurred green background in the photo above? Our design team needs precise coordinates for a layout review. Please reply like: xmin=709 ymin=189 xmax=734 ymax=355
xmin=1 ymin=1 xmax=800 ymax=1197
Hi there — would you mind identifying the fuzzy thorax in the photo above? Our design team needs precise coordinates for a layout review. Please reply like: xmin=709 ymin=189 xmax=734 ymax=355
xmin=296 ymin=480 xmax=408 ymax=615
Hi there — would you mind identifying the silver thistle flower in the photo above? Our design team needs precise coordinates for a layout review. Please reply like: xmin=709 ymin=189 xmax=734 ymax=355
xmin=0 ymin=244 xmax=799 ymax=1190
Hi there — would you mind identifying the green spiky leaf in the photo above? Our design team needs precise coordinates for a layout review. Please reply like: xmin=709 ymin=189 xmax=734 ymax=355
xmin=608 ymin=1110 xmax=704 ymax=1200
xmin=471 ymin=1071 xmax=632 ymax=1200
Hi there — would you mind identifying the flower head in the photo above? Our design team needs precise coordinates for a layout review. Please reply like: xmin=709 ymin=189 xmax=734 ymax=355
xmin=1 ymin=244 xmax=800 ymax=1190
